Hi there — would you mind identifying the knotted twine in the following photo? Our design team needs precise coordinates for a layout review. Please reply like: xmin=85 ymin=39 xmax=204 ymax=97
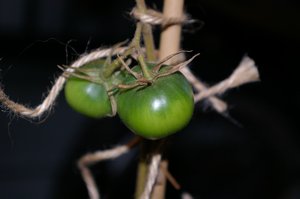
xmin=0 ymin=6 xmax=260 ymax=199
xmin=0 ymin=47 xmax=127 ymax=118
xmin=131 ymin=7 xmax=195 ymax=28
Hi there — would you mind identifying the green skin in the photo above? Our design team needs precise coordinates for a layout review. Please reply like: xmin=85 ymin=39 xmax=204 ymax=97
xmin=117 ymin=70 xmax=194 ymax=139
xmin=64 ymin=59 xmax=114 ymax=118
xmin=65 ymin=79 xmax=112 ymax=118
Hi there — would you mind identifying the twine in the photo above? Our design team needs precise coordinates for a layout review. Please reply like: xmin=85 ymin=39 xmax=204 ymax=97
xmin=181 ymin=192 xmax=194 ymax=199
xmin=132 ymin=7 xmax=194 ymax=28
xmin=140 ymin=154 xmax=162 ymax=199
xmin=78 ymin=146 xmax=129 ymax=199
xmin=194 ymin=56 xmax=260 ymax=102
xmin=180 ymin=67 xmax=228 ymax=113
xmin=77 ymin=137 xmax=141 ymax=199
xmin=0 ymin=47 xmax=127 ymax=118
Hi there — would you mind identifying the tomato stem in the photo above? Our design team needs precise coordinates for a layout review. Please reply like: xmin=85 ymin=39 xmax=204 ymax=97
xmin=138 ymin=53 xmax=152 ymax=80
xmin=104 ymin=0 xmax=156 ymax=79
xmin=143 ymin=25 xmax=156 ymax=62
xmin=102 ymin=47 xmax=134 ymax=78
xmin=136 ymin=0 xmax=156 ymax=62
xmin=133 ymin=22 xmax=152 ymax=80
xmin=103 ymin=60 xmax=120 ymax=78
xmin=133 ymin=22 xmax=142 ymax=48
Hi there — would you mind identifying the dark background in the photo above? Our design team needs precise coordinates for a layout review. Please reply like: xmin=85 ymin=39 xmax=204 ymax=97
xmin=0 ymin=0 xmax=299 ymax=198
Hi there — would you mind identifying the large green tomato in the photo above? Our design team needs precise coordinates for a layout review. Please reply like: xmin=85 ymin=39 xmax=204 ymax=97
xmin=64 ymin=59 xmax=112 ymax=118
xmin=117 ymin=65 xmax=194 ymax=139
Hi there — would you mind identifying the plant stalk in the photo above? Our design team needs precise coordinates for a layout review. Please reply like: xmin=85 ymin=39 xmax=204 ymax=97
xmin=142 ymin=25 xmax=156 ymax=62
xmin=136 ymin=0 xmax=156 ymax=62
xmin=134 ymin=22 xmax=152 ymax=79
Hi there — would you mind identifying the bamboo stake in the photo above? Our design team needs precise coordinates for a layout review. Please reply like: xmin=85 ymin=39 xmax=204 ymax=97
xmin=135 ymin=1 xmax=185 ymax=198
xmin=150 ymin=0 xmax=185 ymax=199
xmin=159 ymin=0 xmax=184 ymax=62
xmin=135 ymin=160 xmax=148 ymax=198
xmin=134 ymin=0 xmax=161 ymax=198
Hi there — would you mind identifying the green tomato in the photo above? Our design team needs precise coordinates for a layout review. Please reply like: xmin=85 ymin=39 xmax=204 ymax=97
xmin=117 ymin=66 xmax=194 ymax=139
xmin=64 ymin=59 xmax=112 ymax=118
xmin=65 ymin=78 xmax=112 ymax=118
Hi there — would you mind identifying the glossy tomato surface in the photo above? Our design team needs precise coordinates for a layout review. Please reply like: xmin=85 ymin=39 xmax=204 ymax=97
xmin=117 ymin=71 xmax=194 ymax=139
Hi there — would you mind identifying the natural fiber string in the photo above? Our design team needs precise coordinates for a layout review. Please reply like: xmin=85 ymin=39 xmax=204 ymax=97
xmin=0 ymin=47 xmax=127 ymax=118
xmin=180 ymin=67 xmax=228 ymax=113
xmin=78 ymin=146 xmax=129 ymax=199
xmin=194 ymin=56 xmax=260 ymax=101
xmin=140 ymin=154 xmax=162 ymax=199
xmin=78 ymin=165 xmax=99 ymax=199
xmin=181 ymin=192 xmax=194 ymax=199
xmin=77 ymin=136 xmax=141 ymax=199
xmin=132 ymin=7 xmax=195 ymax=28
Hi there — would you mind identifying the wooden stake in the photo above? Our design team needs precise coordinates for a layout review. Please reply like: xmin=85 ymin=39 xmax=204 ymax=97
xmin=150 ymin=1 xmax=185 ymax=199
xmin=159 ymin=0 xmax=184 ymax=62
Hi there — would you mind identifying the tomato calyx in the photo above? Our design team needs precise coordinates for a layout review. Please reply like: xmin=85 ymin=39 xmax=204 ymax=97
xmin=115 ymin=51 xmax=199 ymax=91
xmin=62 ymin=58 xmax=127 ymax=118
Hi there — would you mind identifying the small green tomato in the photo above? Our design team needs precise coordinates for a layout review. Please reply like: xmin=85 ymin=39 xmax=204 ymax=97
xmin=64 ymin=59 xmax=112 ymax=118
xmin=117 ymin=65 xmax=194 ymax=139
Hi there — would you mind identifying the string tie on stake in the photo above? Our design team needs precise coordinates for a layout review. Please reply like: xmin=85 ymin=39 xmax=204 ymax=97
xmin=131 ymin=7 xmax=195 ymax=28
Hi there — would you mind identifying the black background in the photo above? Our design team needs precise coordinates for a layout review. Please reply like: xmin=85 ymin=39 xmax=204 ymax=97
xmin=0 ymin=0 xmax=299 ymax=198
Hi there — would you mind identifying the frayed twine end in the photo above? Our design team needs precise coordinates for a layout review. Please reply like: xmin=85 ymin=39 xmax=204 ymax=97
xmin=194 ymin=56 xmax=260 ymax=102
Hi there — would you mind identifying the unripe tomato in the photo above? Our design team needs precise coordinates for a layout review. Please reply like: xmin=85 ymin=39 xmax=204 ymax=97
xmin=117 ymin=65 xmax=194 ymax=139
xmin=64 ymin=59 xmax=112 ymax=118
